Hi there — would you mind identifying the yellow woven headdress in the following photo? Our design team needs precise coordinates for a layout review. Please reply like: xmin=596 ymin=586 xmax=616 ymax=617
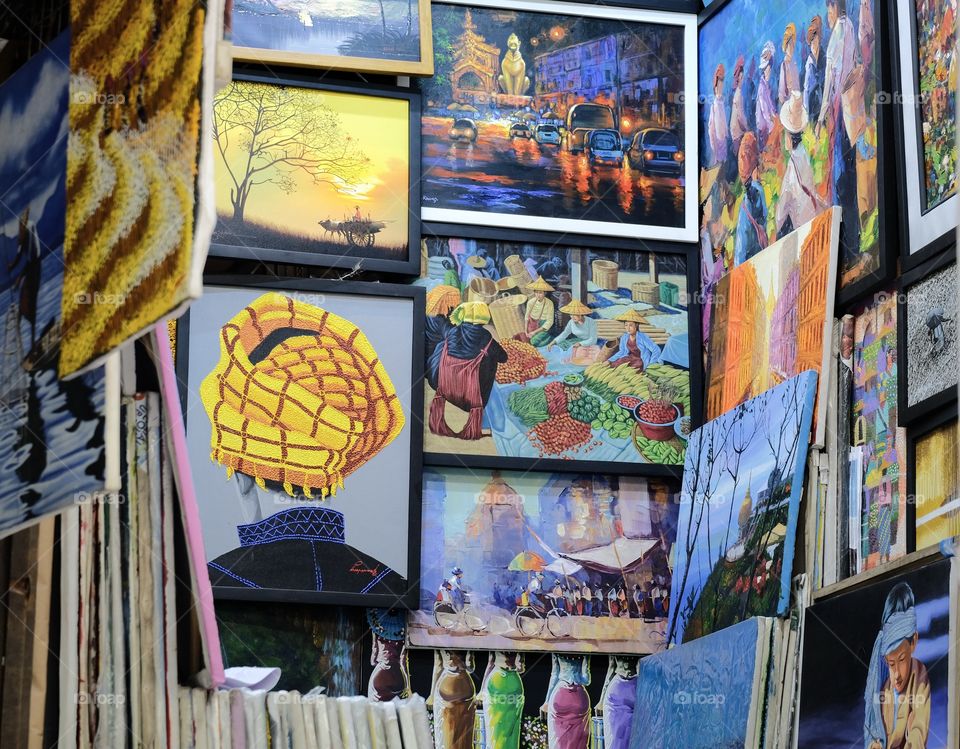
xmin=199 ymin=292 xmax=405 ymax=498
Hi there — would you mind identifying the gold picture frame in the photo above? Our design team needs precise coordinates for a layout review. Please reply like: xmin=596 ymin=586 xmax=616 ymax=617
xmin=230 ymin=0 xmax=434 ymax=76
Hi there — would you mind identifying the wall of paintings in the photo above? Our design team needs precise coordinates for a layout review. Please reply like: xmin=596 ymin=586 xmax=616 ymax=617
xmin=0 ymin=0 xmax=957 ymax=746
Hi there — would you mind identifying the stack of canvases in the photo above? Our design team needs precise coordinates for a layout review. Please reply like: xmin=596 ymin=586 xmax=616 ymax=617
xmin=58 ymin=329 xmax=224 ymax=748
xmin=177 ymin=690 xmax=434 ymax=748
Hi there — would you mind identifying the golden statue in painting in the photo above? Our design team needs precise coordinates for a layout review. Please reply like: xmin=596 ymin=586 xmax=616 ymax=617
xmin=498 ymin=33 xmax=530 ymax=95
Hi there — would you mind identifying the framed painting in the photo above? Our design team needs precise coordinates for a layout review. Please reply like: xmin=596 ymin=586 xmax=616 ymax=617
xmin=698 ymin=0 xmax=893 ymax=307
xmin=890 ymin=0 xmax=958 ymax=268
xmin=705 ymin=207 xmax=840 ymax=448
xmin=797 ymin=556 xmax=955 ymax=749
xmin=176 ymin=277 xmax=424 ymax=607
xmin=850 ymin=290 xmax=908 ymax=571
xmin=419 ymin=224 xmax=700 ymax=475
xmin=418 ymin=0 xmax=698 ymax=242
xmin=0 ymin=33 xmax=107 ymax=537
xmin=230 ymin=0 xmax=435 ymax=76
xmin=407 ymin=466 xmax=680 ymax=654
xmin=907 ymin=403 xmax=959 ymax=553
xmin=897 ymin=249 xmax=958 ymax=425
xmin=668 ymin=371 xmax=818 ymax=645
xmin=209 ymin=74 xmax=421 ymax=276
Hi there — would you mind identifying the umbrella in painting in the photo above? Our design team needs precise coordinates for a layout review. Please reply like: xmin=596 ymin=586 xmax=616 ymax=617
xmin=507 ymin=551 xmax=547 ymax=572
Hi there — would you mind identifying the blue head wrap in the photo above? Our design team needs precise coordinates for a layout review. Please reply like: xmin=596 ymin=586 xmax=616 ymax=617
xmin=863 ymin=608 xmax=917 ymax=748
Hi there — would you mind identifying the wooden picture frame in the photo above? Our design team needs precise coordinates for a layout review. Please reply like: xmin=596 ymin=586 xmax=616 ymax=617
xmin=419 ymin=222 xmax=700 ymax=479
xmin=897 ymin=247 xmax=958 ymax=426
xmin=906 ymin=400 xmax=958 ymax=554
xmin=888 ymin=0 xmax=958 ymax=270
xmin=418 ymin=0 xmax=698 ymax=242
xmin=698 ymin=0 xmax=896 ymax=310
xmin=230 ymin=0 xmax=435 ymax=77
xmin=209 ymin=72 xmax=422 ymax=277
xmin=176 ymin=276 xmax=425 ymax=608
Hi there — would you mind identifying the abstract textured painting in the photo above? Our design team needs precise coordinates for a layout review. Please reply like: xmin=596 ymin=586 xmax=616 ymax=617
xmin=904 ymin=261 xmax=958 ymax=409
xmin=0 ymin=34 xmax=107 ymax=537
xmin=668 ymin=371 xmax=817 ymax=645
xmin=914 ymin=418 xmax=959 ymax=549
xmin=63 ymin=0 xmax=217 ymax=376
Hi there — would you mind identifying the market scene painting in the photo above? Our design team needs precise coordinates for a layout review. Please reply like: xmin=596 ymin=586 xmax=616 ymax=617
xmin=232 ymin=0 xmax=427 ymax=66
xmin=409 ymin=468 xmax=679 ymax=654
xmin=706 ymin=208 xmax=838 ymax=445
xmin=914 ymin=0 xmax=956 ymax=212
xmin=420 ymin=238 xmax=691 ymax=465
xmin=851 ymin=292 xmax=907 ymax=570
xmin=420 ymin=2 xmax=693 ymax=237
xmin=212 ymin=80 xmax=412 ymax=266
xmin=668 ymin=371 xmax=817 ymax=645
xmin=699 ymin=0 xmax=881 ymax=292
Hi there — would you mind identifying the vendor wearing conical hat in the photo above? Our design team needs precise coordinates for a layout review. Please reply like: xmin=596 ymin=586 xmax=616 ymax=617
xmin=518 ymin=276 xmax=555 ymax=348
xmin=548 ymin=299 xmax=597 ymax=352
xmin=426 ymin=285 xmax=462 ymax=372
xmin=608 ymin=308 xmax=661 ymax=372
xmin=198 ymin=292 xmax=406 ymax=595
xmin=463 ymin=247 xmax=499 ymax=283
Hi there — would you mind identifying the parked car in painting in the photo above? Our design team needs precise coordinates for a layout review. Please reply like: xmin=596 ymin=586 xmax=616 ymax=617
xmin=509 ymin=122 xmax=533 ymax=139
xmin=533 ymin=123 xmax=561 ymax=145
xmin=449 ymin=118 xmax=478 ymax=143
xmin=564 ymin=103 xmax=616 ymax=153
xmin=586 ymin=129 xmax=624 ymax=167
xmin=628 ymin=128 xmax=684 ymax=174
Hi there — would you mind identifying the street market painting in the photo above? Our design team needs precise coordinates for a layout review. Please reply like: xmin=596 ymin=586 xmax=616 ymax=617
xmin=419 ymin=0 xmax=698 ymax=241
xmin=231 ymin=0 xmax=434 ymax=76
xmin=699 ymin=0 xmax=884 ymax=298
xmin=212 ymin=77 xmax=419 ymax=275
xmin=706 ymin=208 xmax=839 ymax=447
xmin=851 ymin=291 xmax=907 ymax=570
xmin=408 ymin=468 xmax=680 ymax=654
xmin=667 ymin=371 xmax=817 ymax=646
xmin=178 ymin=280 xmax=423 ymax=605
xmin=913 ymin=417 xmax=960 ymax=550
xmin=797 ymin=558 xmax=952 ymax=749
xmin=420 ymin=236 xmax=692 ymax=468
xmin=903 ymin=260 xmax=958 ymax=412
xmin=892 ymin=0 xmax=958 ymax=260
xmin=0 ymin=33 xmax=107 ymax=537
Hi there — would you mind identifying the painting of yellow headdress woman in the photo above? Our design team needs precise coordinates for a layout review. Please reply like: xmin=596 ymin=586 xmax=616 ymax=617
xmin=180 ymin=280 xmax=424 ymax=605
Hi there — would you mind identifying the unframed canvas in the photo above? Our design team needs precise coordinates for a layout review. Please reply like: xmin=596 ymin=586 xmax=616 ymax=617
xmin=668 ymin=370 xmax=818 ymax=645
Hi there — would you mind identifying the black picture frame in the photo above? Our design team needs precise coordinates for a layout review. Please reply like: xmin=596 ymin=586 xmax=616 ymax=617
xmin=175 ymin=275 xmax=425 ymax=608
xmin=896 ymin=246 xmax=958 ymax=427
xmin=698 ymin=0 xmax=896 ymax=311
xmin=208 ymin=72 xmax=423 ymax=277
xmin=888 ymin=0 xmax=958 ymax=271
xmin=419 ymin=222 xmax=700 ymax=479
xmin=905 ymin=400 xmax=958 ymax=554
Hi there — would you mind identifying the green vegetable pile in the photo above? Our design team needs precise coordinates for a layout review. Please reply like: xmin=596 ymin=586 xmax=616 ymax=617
xmin=635 ymin=432 xmax=684 ymax=464
xmin=508 ymin=387 xmax=549 ymax=427
xmin=567 ymin=392 xmax=601 ymax=424
xmin=591 ymin=401 xmax=633 ymax=440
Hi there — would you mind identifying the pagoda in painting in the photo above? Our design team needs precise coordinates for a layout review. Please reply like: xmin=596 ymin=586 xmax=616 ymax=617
xmin=450 ymin=10 xmax=501 ymax=106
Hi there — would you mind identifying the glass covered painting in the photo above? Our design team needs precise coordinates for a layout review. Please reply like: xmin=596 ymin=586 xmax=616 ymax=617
xmin=914 ymin=418 xmax=960 ymax=549
xmin=409 ymin=468 xmax=679 ymax=654
xmin=419 ymin=0 xmax=697 ymax=240
xmin=421 ymin=237 xmax=692 ymax=467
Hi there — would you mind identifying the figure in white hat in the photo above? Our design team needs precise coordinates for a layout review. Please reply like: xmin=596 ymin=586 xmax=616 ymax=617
xmin=756 ymin=41 xmax=777 ymax=150
xmin=776 ymin=91 xmax=826 ymax=238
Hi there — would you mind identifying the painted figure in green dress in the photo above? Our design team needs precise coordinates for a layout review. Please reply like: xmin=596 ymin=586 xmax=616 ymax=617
xmin=479 ymin=651 xmax=525 ymax=749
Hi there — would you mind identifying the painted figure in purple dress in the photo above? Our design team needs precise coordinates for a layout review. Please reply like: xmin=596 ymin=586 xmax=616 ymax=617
xmin=597 ymin=656 xmax=639 ymax=749
xmin=544 ymin=654 xmax=591 ymax=749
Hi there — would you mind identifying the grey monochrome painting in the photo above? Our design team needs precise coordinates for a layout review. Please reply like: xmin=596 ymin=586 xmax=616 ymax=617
xmin=182 ymin=284 xmax=417 ymax=601
xmin=906 ymin=263 xmax=958 ymax=408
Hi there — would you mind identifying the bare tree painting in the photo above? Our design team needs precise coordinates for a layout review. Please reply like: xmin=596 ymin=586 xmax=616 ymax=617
xmin=213 ymin=81 xmax=371 ymax=223
xmin=667 ymin=371 xmax=817 ymax=645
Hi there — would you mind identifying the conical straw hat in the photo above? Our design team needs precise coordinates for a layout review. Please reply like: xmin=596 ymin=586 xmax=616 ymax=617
xmin=616 ymin=308 xmax=648 ymax=324
xmin=525 ymin=276 xmax=555 ymax=292
xmin=559 ymin=299 xmax=591 ymax=316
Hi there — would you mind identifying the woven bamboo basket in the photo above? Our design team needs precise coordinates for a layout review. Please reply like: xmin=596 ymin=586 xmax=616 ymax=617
xmin=489 ymin=295 xmax=527 ymax=340
xmin=632 ymin=281 xmax=660 ymax=305
xmin=467 ymin=277 xmax=497 ymax=304
xmin=592 ymin=259 xmax=619 ymax=290
xmin=504 ymin=255 xmax=534 ymax=288
xmin=596 ymin=339 xmax=619 ymax=362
